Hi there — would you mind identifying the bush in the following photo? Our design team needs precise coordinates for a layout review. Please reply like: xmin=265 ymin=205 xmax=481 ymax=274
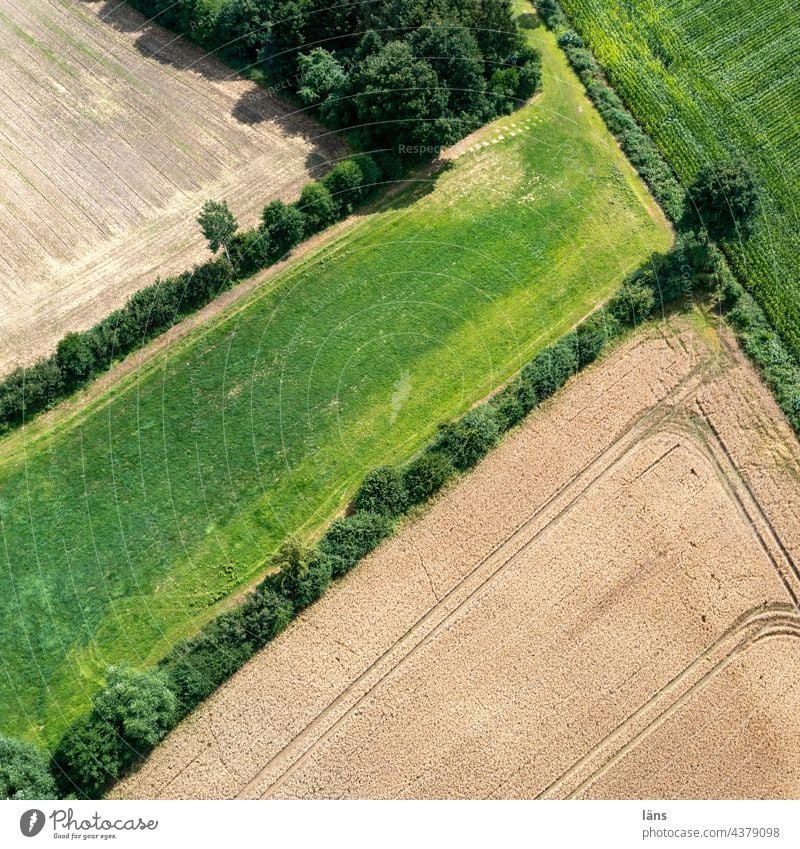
xmin=0 ymin=735 xmax=56 ymax=800
xmin=521 ymin=335 xmax=579 ymax=401
xmin=56 ymin=332 xmax=95 ymax=388
xmin=53 ymin=714 xmax=124 ymax=799
xmin=161 ymin=613 xmax=254 ymax=717
xmin=489 ymin=375 xmax=538 ymax=431
xmin=402 ymin=450 xmax=455 ymax=505
xmin=265 ymin=539 xmax=331 ymax=610
xmin=353 ymin=466 xmax=408 ymax=516
xmin=433 ymin=405 xmax=501 ymax=471
xmin=92 ymin=666 xmax=177 ymax=751
xmin=688 ymin=159 xmax=760 ymax=238
xmin=261 ymin=200 xmax=305 ymax=256
xmin=576 ymin=313 xmax=613 ymax=368
xmin=606 ymin=280 xmax=656 ymax=326
xmin=298 ymin=182 xmax=337 ymax=235
xmin=321 ymin=159 xmax=367 ymax=215
xmin=319 ymin=511 xmax=393 ymax=578
xmin=161 ymin=584 xmax=292 ymax=718
xmin=229 ymin=228 xmax=272 ymax=279
xmin=238 ymin=584 xmax=295 ymax=646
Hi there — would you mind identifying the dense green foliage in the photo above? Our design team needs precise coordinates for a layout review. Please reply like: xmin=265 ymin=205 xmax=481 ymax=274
xmin=402 ymin=450 xmax=456 ymax=505
xmin=353 ymin=466 xmax=409 ymax=516
xmin=319 ymin=512 xmax=395 ymax=577
xmin=197 ymin=200 xmax=238 ymax=258
xmin=53 ymin=666 xmax=177 ymax=798
xmin=557 ymin=0 xmax=800 ymax=361
xmin=160 ymin=588 xmax=294 ymax=720
xmin=433 ymin=406 xmax=501 ymax=471
xmin=687 ymin=160 xmax=760 ymax=239
xmin=721 ymin=276 xmax=800 ymax=435
xmin=264 ymin=538 xmax=333 ymax=610
xmin=127 ymin=0 xmax=541 ymax=153
xmin=0 ymin=736 xmax=56 ymax=800
xmin=0 ymin=26 xmax=669 ymax=749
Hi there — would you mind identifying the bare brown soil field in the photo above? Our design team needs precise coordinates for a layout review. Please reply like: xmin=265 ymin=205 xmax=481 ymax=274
xmin=114 ymin=313 xmax=800 ymax=800
xmin=0 ymin=0 xmax=344 ymax=375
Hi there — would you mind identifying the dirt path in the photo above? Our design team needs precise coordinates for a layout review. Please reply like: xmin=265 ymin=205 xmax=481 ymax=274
xmin=113 ymin=313 xmax=800 ymax=800
xmin=0 ymin=0 xmax=346 ymax=375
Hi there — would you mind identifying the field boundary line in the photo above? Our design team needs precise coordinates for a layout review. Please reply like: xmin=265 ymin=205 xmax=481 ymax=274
xmin=227 ymin=364 xmax=711 ymax=799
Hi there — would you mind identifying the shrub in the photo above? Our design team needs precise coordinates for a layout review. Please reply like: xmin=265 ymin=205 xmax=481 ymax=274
xmin=92 ymin=666 xmax=177 ymax=751
xmin=402 ymin=450 xmax=455 ymax=505
xmin=322 ymin=159 xmax=367 ymax=215
xmin=238 ymin=584 xmax=295 ymax=646
xmin=164 ymin=613 xmax=253 ymax=713
xmin=688 ymin=159 xmax=760 ymax=238
xmin=0 ymin=735 xmax=56 ymax=800
xmin=229 ymin=228 xmax=272 ymax=279
xmin=353 ymin=154 xmax=382 ymax=194
xmin=265 ymin=539 xmax=331 ymax=610
xmin=261 ymin=200 xmax=305 ymax=256
xmin=489 ymin=375 xmax=538 ymax=431
xmin=557 ymin=30 xmax=584 ymax=48
xmin=521 ymin=335 xmax=579 ymax=401
xmin=298 ymin=182 xmax=337 ymax=235
xmin=161 ymin=584 xmax=292 ymax=718
xmin=56 ymin=332 xmax=95 ymax=388
xmin=53 ymin=714 xmax=124 ymax=799
xmin=576 ymin=313 xmax=613 ymax=368
xmin=319 ymin=511 xmax=393 ymax=578
xmin=353 ymin=466 xmax=408 ymax=516
xmin=433 ymin=405 xmax=501 ymax=471
xmin=606 ymin=280 xmax=656 ymax=326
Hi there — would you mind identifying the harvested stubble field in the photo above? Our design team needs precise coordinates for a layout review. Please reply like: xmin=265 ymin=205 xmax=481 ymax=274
xmin=116 ymin=314 xmax=800 ymax=800
xmin=0 ymin=0 xmax=343 ymax=374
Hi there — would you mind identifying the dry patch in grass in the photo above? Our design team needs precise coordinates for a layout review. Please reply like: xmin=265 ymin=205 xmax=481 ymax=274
xmin=0 ymin=0 xmax=344 ymax=374
xmin=114 ymin=314 xmax=800 ymax=799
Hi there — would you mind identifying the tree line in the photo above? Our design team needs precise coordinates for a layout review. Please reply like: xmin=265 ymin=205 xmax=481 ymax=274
xmin=127 ymin=0 xmax=541 ymax=154
xmin=0 ymin=153 xmax=381 ymax=435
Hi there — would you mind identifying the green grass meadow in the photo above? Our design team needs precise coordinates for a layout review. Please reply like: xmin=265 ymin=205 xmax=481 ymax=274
xmin=560 ymin=0 xmax=800 ymax=360
xmin=0 ymin=17 xmax=670 ymax=746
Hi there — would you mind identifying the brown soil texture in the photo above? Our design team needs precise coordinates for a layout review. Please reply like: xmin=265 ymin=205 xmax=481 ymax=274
xmin=0 ymin=0 xmax=345 ymax=375
xmin=114 ymin=314 xmax=800 ymax=799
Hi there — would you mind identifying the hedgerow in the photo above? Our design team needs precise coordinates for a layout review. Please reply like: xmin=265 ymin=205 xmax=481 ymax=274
xmin=0 ymin=155 xmax=382 ymax=436
xmin=540 ymin=0 xmax=800 ymax=440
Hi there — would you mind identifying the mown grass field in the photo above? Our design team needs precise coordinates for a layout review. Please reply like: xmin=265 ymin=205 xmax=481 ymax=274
xmin=0 ymin=14 xmax=670 ymax=746
xmin=559 ymin=0 xmax=800 ymax=359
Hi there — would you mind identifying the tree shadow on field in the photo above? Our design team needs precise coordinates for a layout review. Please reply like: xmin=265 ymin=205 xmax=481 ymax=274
xmin=363 ymin=159 xmax=452 ymax=215
xmin=93 ymin=1 xmax=231 ymax=83
xmin=86 ymin=0 xmax=346 ymax=166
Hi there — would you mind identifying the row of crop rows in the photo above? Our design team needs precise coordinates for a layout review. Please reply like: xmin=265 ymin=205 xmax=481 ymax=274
xmin=560 ymin=0 xmax=800 ymax=361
